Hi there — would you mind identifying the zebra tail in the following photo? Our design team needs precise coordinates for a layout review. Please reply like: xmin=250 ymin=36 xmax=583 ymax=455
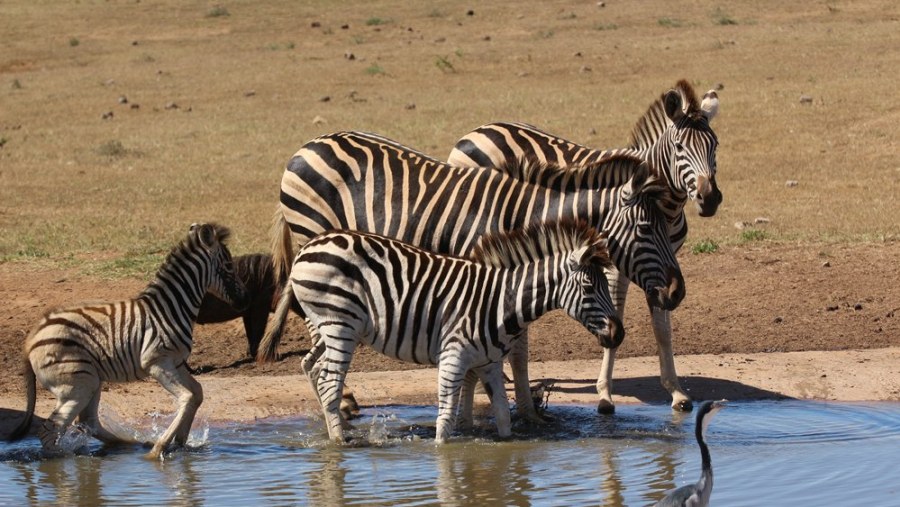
xmin=7 ymin=358 xmax=36 ymax=441
xmin=256 ymin=282 xmax=294 ymax=363
xmin=256 ymin=208 xmax=295 ymax=363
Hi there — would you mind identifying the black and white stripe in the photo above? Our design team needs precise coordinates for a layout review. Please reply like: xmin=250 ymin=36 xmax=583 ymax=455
xmin=446 ymin=80 xmax=722 ymax=413
xmin=259 ymin=131 xmax=685 ymax=422
xmin=293 ymin=221 xmax=619 ymax=443
xmin=8 ymin=223 xmax=247 ymax=458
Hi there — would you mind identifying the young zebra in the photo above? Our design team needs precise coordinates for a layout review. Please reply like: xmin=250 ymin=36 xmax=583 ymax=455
xmin=293 ymin=220 xmax=620 ymax=443
xmin=6 ymin=223 xmax=247 ymax=459
xmin=447 ymin=80 xmax=721 ymax=413
xmin=259 ymin=131 xmax=683 ymax=425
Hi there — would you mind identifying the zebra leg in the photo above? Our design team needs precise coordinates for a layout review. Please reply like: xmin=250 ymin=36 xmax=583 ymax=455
xmin=435 ymin=353 xmax=469 ymax=444
xmin=475 ymin=362 xmax=511 ymax=439
xmin=507 ymin=332 xmax=549 ymax=424
xmin=651 ymin=307 xmax=692 ymax=412
xmin=301 ymin=320 xmax=325 ymax=398
xmin=313 ymin=333 xmax=356 ymax=443
xmin=39 ymin=381 xmax=96 ymax=453
xmin=597 ymin=270 xmax=629 ymax=414
xmin=457 ymin=370 xmax=478 ymax=430
xmin=145 ymin=361 xmax=203 ymax=460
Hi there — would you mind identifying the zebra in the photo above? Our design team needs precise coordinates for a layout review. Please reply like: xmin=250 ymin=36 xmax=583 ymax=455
xmin=6 ymin=223 xmax=247 ymax=459
xmin=292 ymin=220 xmax=619 ymax=443
xmin=447 ymin=80 xmax=721 ymax=413
xmin=257 ymin=131 xmax=685 ymax=424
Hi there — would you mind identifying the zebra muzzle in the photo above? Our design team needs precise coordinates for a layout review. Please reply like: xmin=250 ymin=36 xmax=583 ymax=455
xmin=647 ymin=267 xmax=685 ymax=311
xmin=596 ymin=316 xmax=625 ymax=349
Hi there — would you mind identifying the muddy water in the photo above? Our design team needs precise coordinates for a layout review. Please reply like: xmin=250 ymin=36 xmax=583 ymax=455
xmin=2 ymin=401 xmax=899 ymax=506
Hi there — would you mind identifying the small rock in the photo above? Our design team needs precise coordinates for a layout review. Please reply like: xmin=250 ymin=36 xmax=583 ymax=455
xmin=774 ymin=316 xmax=783 ymax=323
xmin=715 ymin=82 xmax=725 ymax=90
xmin=597 ymin=1 xmax=606 ymax=6
xmin=101 ymin=111 xmax=114 ymax=120
xmin=800 ymin=95 xmax=813 ymax=104
xmin=734 ymin=221 xmax=749 ymax=230
xmin=344 ymin=52 xmax=355 ymax=60
xmin=573 ymin=51 xmax=582 ymax=57
xmin=104 ymin=79 xmax=116 ymax=86
xmin=131 ymin=40 xmax=139 ymax=46
xmin=319 ymin=96 xmax=331 ymax=102
xmin=434 ymin=37 xmax=446 ymax=43
xmin=588 ymin=128 xmax=597 ymax=135
xmin=754 ymin=217 xmax=770 ymax=224
xmin=826 ymin=305 xmax=839 ymax=312
xmin=466 ymin=9 xmax=474 ymax=16
xmin=340 ymin=24 xmax=349 ymax=30
xmin=165 ymin=102 xmax=179 ymax=110
xmin=822 ymin=261 xmax=831 ymax=268
xmin=820 ymin=374 xmax=827 ymax=378
xmin=786 ymin=180 xmax=799 ymax=187
xmin=482 ymin=35 xmax=491 ymax=41
xmin=310 ymin=21 xmax=321 ymax=28
xmin=404 ymin=103 xmax=416 ymax=110
xmin=312 ymin=115 xmax=327 ymax=125
xmin=130 ymin=103 xmax=140 ymax=110
xmin=580 ymin=65 xmax=592 ymax=73
xmin=118 ymin=95 xmax=128 ymax=104
xmin=243 ymin=90 xmax=256 ymax=97
xmin=854 ymin=303 xmax=863 ymax=311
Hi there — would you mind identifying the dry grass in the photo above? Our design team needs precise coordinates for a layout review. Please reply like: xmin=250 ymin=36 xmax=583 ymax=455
xmin=1 ymin=0 xmax=897 ymax=277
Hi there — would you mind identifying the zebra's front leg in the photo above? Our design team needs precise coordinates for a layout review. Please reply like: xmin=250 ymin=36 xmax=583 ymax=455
xmin=597 ymin=270 xmax=629 ymax=414
xmin=435 ymin=354 xmax=470 ymax=444
xmin=145 ymin=361 xmax=203 ymax=460
xmin=507 ymin=333 xmax=548 ymax=424
xmin=475 ymin=361 xmax=511 ymax=440
xmin=651 ymin=306 xmax=692 ymax=412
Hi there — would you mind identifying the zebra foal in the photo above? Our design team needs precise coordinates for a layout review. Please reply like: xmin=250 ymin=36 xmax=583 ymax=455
xmin=292 ymin=220 xmax=620 ymax=443
xmin=6 ymin=223 xmax=247 ymax=459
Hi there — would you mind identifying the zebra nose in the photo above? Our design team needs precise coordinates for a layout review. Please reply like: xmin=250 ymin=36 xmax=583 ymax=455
xmin=646 ymin=267 xmax=685 ymax=311
xmin=598 ymin=316 xmax=625 ymax=349
xmin=696 ymin=175 xmax=723 ymax=217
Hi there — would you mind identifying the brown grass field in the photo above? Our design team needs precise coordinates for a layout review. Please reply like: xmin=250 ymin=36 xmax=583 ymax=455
xmin=0 ymin=0 xmax=898 ymax=395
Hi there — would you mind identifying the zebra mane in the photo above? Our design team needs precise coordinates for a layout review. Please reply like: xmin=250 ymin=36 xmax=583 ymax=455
xmin=495 ymin=153 xmax=653 ymax=190
xmin=148 ymin=223 xmax=232 ymax=284
xmin=470 ymin=219 xmax=612 ymax=270
xmin=627 ymin=79 xmax=703 ymax=149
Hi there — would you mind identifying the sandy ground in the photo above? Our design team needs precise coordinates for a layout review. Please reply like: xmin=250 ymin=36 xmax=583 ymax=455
xmin=1 ymin=241 xmax=899 ymax=434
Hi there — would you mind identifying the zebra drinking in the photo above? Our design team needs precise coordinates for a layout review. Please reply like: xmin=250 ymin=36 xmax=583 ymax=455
xmin=257 ymin=131 xmax=684 ymax=424
xmin=293 ymin=221 xmax=619 ymax=443
xmin=447 ymin=80 xmax=721 ymax=413
xmin=6 ymin=223 xmax=247 ymax=459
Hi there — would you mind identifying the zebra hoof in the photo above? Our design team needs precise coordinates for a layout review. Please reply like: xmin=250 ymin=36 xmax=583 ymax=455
xmin=672 ymin=399 xmax=694 ymax=412
xmin=597 ymin=400 xmax=616 ymax=415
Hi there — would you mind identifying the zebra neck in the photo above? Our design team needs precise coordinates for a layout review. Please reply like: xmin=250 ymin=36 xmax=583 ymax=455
xmin=641 ymin=142 xmax=690 ymax=205
xmin=501 ymin=263 xmax=560 ymax=333
xmin=141 ymin=263 xmax=207 ymax=321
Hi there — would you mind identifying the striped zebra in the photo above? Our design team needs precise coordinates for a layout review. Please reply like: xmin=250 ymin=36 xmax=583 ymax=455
xmin=293 ymin=221 xmax=618 ymax=443
xmin=258 ymin=131 xmax=684 ymax=423
xmin=6 ymin=223 xmax=247 ymax=459
xmin=447 ymin=80 xmax=721 ymax=413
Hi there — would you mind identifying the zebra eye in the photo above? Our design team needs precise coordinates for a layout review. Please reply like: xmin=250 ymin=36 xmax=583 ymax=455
xmin=675 ymin=142 xmax=684 ymax=150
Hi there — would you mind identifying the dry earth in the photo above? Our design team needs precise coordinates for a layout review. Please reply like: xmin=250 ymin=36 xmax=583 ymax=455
xmin=2 ymin=240 xmax=898 ymax=432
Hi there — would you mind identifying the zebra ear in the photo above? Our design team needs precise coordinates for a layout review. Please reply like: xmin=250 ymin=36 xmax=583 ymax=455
xmin=701 ymin=90 xmax=719 ymax=121
xmin=622 ymin=161 xmax=651 ymax=200
xmin=664 ymin=89 xmax=686 ymax=122
xmin=195 ymin=223 xmax=217 ymax=248
xmin=568 ymin=245 xmax=594 ymax=271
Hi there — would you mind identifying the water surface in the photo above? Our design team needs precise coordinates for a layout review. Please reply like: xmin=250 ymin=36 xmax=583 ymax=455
xmin=2 ymin=400 xmax=899 ymax=506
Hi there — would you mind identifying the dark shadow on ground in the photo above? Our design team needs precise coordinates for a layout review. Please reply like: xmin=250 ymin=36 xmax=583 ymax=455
xmin=543 ymin=375 xmax=791 ymax=403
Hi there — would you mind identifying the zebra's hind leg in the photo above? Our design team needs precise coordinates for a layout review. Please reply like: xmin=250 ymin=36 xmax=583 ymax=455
xmin=145 ymin=361 xmax=203 ymax=460
xmin=475 ymin=361 xmax=511 ymax=440
xmin=650 ymin=307 xmax=692 ymax=412
xmin=301 ymin=320 xmax=326 ymax=400
xmin=40 ymin=381 xmax=96 ymax=454
xmin=457 ymin=370 xmax=479 ymax=430
xmin=435 ymin=352 xmax=470 ymax=444
xmin=313 ymin=333 xmax=356 ymax=443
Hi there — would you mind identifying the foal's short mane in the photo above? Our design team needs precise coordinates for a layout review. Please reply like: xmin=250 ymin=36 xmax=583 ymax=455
xmin=494 ymin=153 xmax=654 ymax=189
xmin=150 ymin=223 xmax=231 ymax=282
xmin=470 ymin=219 xmax=611 ymax=269
xmin=628 ymin=79 xmax=704 ymax=150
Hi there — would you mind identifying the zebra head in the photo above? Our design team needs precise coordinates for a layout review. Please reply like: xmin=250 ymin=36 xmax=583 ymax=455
xmin=607 ymin=159 xmax=686 ymax=311
xmin=190 ymin=223 xmax=249 ymax=312
xmin=563 ymin=236 xmax=624 ymax=350
xmin=664 ymin=83 xmax=721 ymax=217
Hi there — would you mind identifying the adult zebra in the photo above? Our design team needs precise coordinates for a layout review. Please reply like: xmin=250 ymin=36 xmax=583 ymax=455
xmin=447 ymin=80 xmax=721 ymax=413
xmin=294 ymin=221 xmax=618 ymax=443
xmin=258 ymin=131 xmax=684 ymax=423
xmin=7 ymin=223 xmax=247 ymax=459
